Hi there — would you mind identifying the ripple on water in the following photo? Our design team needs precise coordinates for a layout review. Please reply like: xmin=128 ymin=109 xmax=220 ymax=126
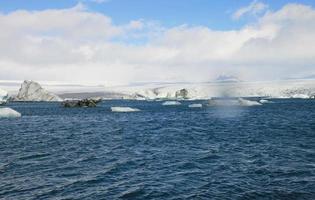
xmin=0 ymin=100 xmax=315 ymax=199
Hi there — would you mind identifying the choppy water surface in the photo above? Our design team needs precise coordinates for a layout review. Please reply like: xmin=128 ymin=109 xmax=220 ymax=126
xmin=1 ymin=99 xmax=315 ymax=199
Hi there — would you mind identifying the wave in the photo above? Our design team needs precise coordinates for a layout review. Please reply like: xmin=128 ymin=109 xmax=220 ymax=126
xmin=111 ymin=107 xmax=140 ymax=112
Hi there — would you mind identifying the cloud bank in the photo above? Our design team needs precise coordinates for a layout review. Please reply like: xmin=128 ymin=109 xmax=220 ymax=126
xmin=0 ymin=3 xmax=314 ymax=85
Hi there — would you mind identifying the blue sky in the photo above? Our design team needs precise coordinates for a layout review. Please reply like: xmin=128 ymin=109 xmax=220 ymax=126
xmin=1 ymin=0 xmax=314 ymax=30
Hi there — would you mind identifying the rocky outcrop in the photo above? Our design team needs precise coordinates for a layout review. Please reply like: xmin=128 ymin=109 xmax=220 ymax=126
xmin=0 ymin=88 xmax=9 ymax=105
xmin=175 ymin=89 xmax=189 ymax=99
xmin=62 ymin=98 xmax=102 ymax=108
xmin=15 ymin=80 xmax=62 ymax=102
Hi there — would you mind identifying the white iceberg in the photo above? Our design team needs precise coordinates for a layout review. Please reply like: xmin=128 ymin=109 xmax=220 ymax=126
xmin=0 ymin=88 xmax=9 ymax=105
xmin=291 ymin=94 xmax=309 ymax=99
xmin=162 ymin=101 xmax=181 ymax=106
xmin=0 ymin=108 xmax=21 ymax=118
xmin=15 ymin=80 xmax=62 ymax=102
xmin=111 ymin=107 xmax=140 ymax=112
xmin=188 ymin=103 xmax=203 ymax=108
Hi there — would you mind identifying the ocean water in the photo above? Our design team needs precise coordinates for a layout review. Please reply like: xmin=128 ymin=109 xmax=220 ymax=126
xmin=1 ymin=99 xmax=315 ymax=200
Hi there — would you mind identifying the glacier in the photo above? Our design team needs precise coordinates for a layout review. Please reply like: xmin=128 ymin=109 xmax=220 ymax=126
xmin=106 ymin=79 xmax=315 ymax=100
xmin=0 ymin=79 xmax=314 ymax=101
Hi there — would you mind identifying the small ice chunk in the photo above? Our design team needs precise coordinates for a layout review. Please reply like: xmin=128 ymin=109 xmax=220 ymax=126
xmin=188 ymin=103 xmax=203 ymax=108
xmin=0 ymin=108 xmax=22 ymax=118
xmin=111 ymin=107 xmax=140 ymax=112
xmin=162 ymin=101 xmax=181 ymax=106
xmin=259 ymin=99 xmax=272 ymax=103
xmin=292 ymin=94 xmax=309 ymax=99
xmin=238 ymin=98 xmax=262 ymax=106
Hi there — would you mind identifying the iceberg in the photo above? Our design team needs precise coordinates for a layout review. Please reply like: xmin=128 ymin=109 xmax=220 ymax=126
xmin=291 ymin=94 xmax=309 ymax=99
xmin=0 ymin=88 xmax=9 ymax=105
xmin=0 ymin=107 xmax=21 ymax=118
xmin=15 ymin=80 xmax=62 ymax=102
xmin=111 ymin=107 xmax=140 ymax=112
xmin=188 ymin=103 xmax=203 ymax=108
xmin=162 ymin=101 xmax=181 ymax=106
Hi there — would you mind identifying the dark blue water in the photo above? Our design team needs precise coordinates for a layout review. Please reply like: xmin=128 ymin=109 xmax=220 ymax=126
xmin=1 ymin=99 xmax=315 ymax=200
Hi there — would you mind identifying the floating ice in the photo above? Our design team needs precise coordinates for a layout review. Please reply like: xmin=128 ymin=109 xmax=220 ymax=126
xmin=188 ymin=103 xmax=203 ymax=108
xmin=162 ymin=101 xmax=181 ymax=106
xmin=111 ymin=107 xmax=140 ymax=112
xmin=291 ymin=94 xmax=309 ymax=99
xmin=237 ymin=98 xmax=262 ymax=106
xmin=259 ymin=99 xmax=272 ymax=104
xmin=208 ymin=98 xmax=261 ymax=106
xmin=0 ymin=108 xmax=21 ymax=118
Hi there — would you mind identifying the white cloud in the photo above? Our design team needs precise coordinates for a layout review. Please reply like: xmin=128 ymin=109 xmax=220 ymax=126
xmin=0 ymin=3 xmax=314 ymax=85
xmin=233 ymin=0 xmax=268 ymax=20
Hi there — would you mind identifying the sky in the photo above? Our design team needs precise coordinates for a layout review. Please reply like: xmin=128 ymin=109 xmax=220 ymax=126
xmin=0 ymin=0 xmax=315 ymax=85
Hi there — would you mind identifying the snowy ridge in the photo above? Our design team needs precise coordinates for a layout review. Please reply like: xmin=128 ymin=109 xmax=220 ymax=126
xmin=107 ymin=79 xmax=315 ymax=100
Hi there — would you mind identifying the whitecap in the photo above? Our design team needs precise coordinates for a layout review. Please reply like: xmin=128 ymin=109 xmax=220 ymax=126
xmin=162 ymin=101 xmax=181 ymax=106
xmin=0 ymin=107 xmax=22 ymax=118
xmin=111 ymin=107 xmax=140 ymax=112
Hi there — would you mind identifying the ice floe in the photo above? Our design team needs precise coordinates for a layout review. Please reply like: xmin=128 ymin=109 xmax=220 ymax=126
xmin=0 ymin=108 xmax=21 ymax=118
xmin=188 ymin=103 xmax=203 ymax=108
xmin=111 ymin=107 xmax=140 ymax=112
xmin=162 ymin=101 xmax=181 ymax=106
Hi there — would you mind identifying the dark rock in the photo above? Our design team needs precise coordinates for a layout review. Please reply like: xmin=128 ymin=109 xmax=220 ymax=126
xmin=175 ymin=89 xmax=189 ymax=99
xmin=62 ymin=98 xmax=101 ymax=108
